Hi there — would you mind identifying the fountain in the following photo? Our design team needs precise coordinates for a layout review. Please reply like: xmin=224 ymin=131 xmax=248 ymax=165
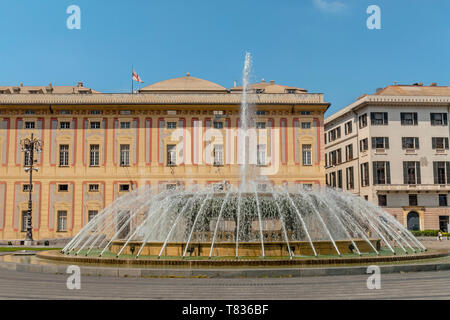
xmin=60 ymin=53 xmax=426 ymax=260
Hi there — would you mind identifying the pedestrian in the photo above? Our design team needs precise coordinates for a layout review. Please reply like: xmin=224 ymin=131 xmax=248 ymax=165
xmin=437 ymin=231 xmax=442 ymax=242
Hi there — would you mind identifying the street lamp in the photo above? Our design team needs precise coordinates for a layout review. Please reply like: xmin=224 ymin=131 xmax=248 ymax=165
xmin=20 ymin=133 xmax=42 ymax=245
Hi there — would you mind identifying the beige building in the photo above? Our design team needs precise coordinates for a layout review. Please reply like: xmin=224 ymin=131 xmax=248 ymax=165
xmin=325 ymin=83 xmax=450 ymax=232
xmin=0 ymin=75 xmax=329 ymax=241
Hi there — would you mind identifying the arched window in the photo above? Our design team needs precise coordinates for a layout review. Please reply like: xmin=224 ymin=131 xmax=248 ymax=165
xmin=407 ymin=211 xmax=420 ymax=231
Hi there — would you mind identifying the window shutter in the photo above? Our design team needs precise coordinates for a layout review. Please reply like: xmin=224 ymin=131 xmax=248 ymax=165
xmin=446 ymin=162 xmax=450 ymax=184
xmin=371 ymin=138 xmax=376 ymax=149
xmin=385 ymin=137 xmax=389 ymax=149
xmin=372 ymin=162 xmax=378 ymax=185
xmin=445 ymin=138 xmax=449 ymax=150
xmin=370 ymin=113 xmax=375 ymax=125
xmin=400 ymin=113 xmax=405 ymax=123
xmin=415 ymin=138 xmax=419 ymax=149
xmin=402 ymin=137 xmax=406 ymax=149
xmin=416 ymin=162 xmax=421 ymax=184
xmin=413 ymin=113 xmax=418 ymax=125
xmin=383 ymin=113 xmax=388 ymax=125
xmin=433 ymin=162 xmax=439 ymax=184
xmin=403 ymin=162 xmax=408 ymax=184
xmin=432 ymin=137 xmax=436 ymax=149
xmin=386 ymin=162 xmax=391 ymax=184
xmin=443 ymin=113 xmax=448 ymax=125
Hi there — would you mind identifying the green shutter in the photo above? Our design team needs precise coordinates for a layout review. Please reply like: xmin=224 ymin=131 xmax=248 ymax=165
xmin=416 ymin=162 xmax=421 ymax=184
xmin=386 ymin=162 xmax=391 ymax=184
xmin=373 ymin=162 xmax=378 ymax=185
xmin=445 ymin=138 xmax=449 ymax=150
xmin=385 ymin=137 xmax=389 ymax=149
xmin=403 ymin=162 xmax=408 ymax=184
xmin=433 ymin=162 xmax=439 ymax=184
xmin=415 ymin=137 xmax=419 ymax=149
xmin=413 ymin=113 xmax=418 ymax=125
xmin=446 ymin=162 xmax=450 ymax=184
xmin=372 ymin=138 xmax=376 ymax=149
xmin=432 ymin=137 xmax=436 ymax=149
xmin=383 ymin=113 xmax=388 ymax=124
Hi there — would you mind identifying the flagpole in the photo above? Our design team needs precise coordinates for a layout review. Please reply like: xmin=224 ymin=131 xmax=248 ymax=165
xmin=131 ymin=65 xmax=134 ymax=94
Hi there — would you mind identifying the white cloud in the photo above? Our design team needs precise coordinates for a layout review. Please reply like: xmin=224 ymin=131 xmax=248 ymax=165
xmin=313 ymin=0 xmax=347 ymax=13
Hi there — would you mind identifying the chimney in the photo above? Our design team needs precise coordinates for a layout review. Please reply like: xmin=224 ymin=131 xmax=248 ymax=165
xmin=270 ymin=80 xmax=275 ymax=84
xmin=233 ymin=80 xmax=237 ymax=87
xmin=78 ymin=82 xmax=83 ymax=87
xmin=20 ymin=82 xmax=23 ymax=87
xmin=413 ymin=82 xmax=423 ymax=86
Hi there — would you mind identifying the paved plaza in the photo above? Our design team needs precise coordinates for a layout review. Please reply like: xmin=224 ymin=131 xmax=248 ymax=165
xmin=0 ymin=267 xmax=448 ymax=300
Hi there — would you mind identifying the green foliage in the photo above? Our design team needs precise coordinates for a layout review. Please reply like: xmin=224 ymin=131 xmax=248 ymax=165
xmin=411 ymin=230 xmax=449 ymax=237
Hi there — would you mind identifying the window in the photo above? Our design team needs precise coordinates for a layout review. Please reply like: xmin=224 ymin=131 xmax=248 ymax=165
xmin=409 ymin=194 xmax=418 ymax=206
xmin=370 ymin=112 xmax=388 ymax=125
xmin=89 ymin=145 xmax=100 ymax=167
xmin=21 ymin=211 xmax=28 ymax=232
xmin=256 ymin=110 xmax=266 ymax=116
xmin=23 ymin=184 xmax=32 ymax=192
xmin=433 ymin=162 xmax=450 ymax=184
xmin=302 ymin=144 xmax=312 ymax=166
xmin=24 ymin=150 xmax=31 ymax=166
xmin=213 ymin=121 xmax=224 ymax=129
xmin=257 ymin=144 xmax=266 ymax=166
xmin=60 ymin=122 xmax=71 ymax=129
xmin=330 ymin=172 xmax=336 ymax=187
xmin=345 ymin=144 xmax=353 ymax=161
xmin=430 ymin=113 xmax=448 ymax=126
xmin=378 ymin=195 xmax=387 ymax=207
xmin=25 ymin=110 xmax=35 ymax=115
xmin=400 ymin=112 xmax=418 ymax=125
xmin=359 ymin=114 xmax=367 ymax=128
xmin=59 ymin=144 xmax=69 ymax=167
xmin=359 ymin=138 xmax=368 ymax=152
xmin=57 ymin=211 xmax=67 ymax=232
xmin=167 ymin=144 xmax=176 ymax=166
xmin=402 ymin=137 xmax=419 ymax=150
xmin=329 ymin=149 xmax=341 ymax=166
xmin=90 ymin=121 xmax=101 ymax=129
xmin=257 ymin=184 xmax=267 ymax=192
xmin=403 ymin=161 xmax=421 ymax=184
xmin=301 ymin=122 xmax=311 ymax=129
xmin=344 ymin=121 xmax=352 ymax=135
xmin=324 ymin=133 xmax=327 ymax=145
xmin=432 ymin=137 xmax=449 ymax=150
xmin=300 ymin=111 xmax=311 ymax=115
xmin=120 ymin=144 xmax=130 ymax=166
xmin=328 ymin=127 xmax=341 ymax=142
xmin=25 ymin=122 xmax=35 ymax=129
xmin=346 ymin=167 xmax=354 ymax=190
xmin=361 ymin=162 xmax=370 ymax=187
xmin=256 ymin=122 xmax=266 ymax=129
xmin=372 ymin=137 xmax=389 ymax=149
xmin=167 ymin=122 xmax=177 ymax=129
xmin=58 ymin=184 xmax=69 ymax=192
xmin=88 ymin=210 xmax=98 ymax=228
xmin=88 ymin=184 xmax=99 ymax=192
xmin=120 ymin=122 xmax=130 ymax=129
xmin=214 ymin=144 xmax=223 ymax=166
xmin=119 ymin=184 xmax=130 ymax=192
xmin=337 ymin=170 xmax=342 ymax=189
xmin=439 ymin=194 xmax=448 ymax=207
xmin=440 ymin=216 xmax=449 ymax=232
xmin=89 ymin=110 xmax=101 ymax=115
xmin=166 ymin=184 xmax=177 ymax=190
xmin=373 ymin=161 xmax=391 ymax=185
xmin=59 ymin=110 xmax=71 ymax=115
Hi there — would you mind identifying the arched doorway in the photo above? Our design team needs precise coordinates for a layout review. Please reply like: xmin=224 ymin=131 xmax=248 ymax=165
xmin=407 ymin=211 xmax=420 ymax=231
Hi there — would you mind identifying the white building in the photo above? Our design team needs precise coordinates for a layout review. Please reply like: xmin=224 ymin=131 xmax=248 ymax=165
xmin=325 ymin=84 xmax=450 ymax=232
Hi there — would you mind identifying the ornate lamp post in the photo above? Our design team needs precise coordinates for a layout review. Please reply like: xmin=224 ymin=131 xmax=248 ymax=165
xmin=20 ymin=133 xmax=42 ymax=245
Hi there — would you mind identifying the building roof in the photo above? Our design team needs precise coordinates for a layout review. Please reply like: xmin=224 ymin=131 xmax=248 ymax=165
xmin=139 ymin=73 xmax=228 ymax=93
xmin=230 ymin=79 xmax=307 ymax=94
xmin=325 ymin=84 xmax=450 ymax=125
xmin=0 ymin=92 xmax=326 ymax=106
xmin=0 ymin=82 xmax=100 ymax=94
xmin=374 ymin=84 xmax=450 ymax=96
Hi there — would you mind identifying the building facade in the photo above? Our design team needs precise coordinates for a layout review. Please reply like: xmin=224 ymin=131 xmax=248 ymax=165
xmin=325 ymin=84 xmax=450 ymax=232
xmin=0 ymin=76 xmax=329 ymax=240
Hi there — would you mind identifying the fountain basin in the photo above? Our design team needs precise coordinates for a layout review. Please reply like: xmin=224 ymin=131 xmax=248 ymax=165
xmin=110 ymin=239 xmax=381 ymax=257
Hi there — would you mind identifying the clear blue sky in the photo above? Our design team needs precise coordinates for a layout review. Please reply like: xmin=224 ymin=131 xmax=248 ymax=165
xmin=0 ymin=0 xmax=449 ymax=116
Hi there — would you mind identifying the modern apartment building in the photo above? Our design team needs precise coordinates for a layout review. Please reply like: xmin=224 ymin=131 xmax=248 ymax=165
xmin=0 ymin=76 xmax=329 ymax=240
xmin=325 ymin=84 xmax=450 ymax=232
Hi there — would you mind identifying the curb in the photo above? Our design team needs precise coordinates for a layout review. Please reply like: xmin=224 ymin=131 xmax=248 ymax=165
xmin=1 ymin=255 xmax=450 ymax=278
